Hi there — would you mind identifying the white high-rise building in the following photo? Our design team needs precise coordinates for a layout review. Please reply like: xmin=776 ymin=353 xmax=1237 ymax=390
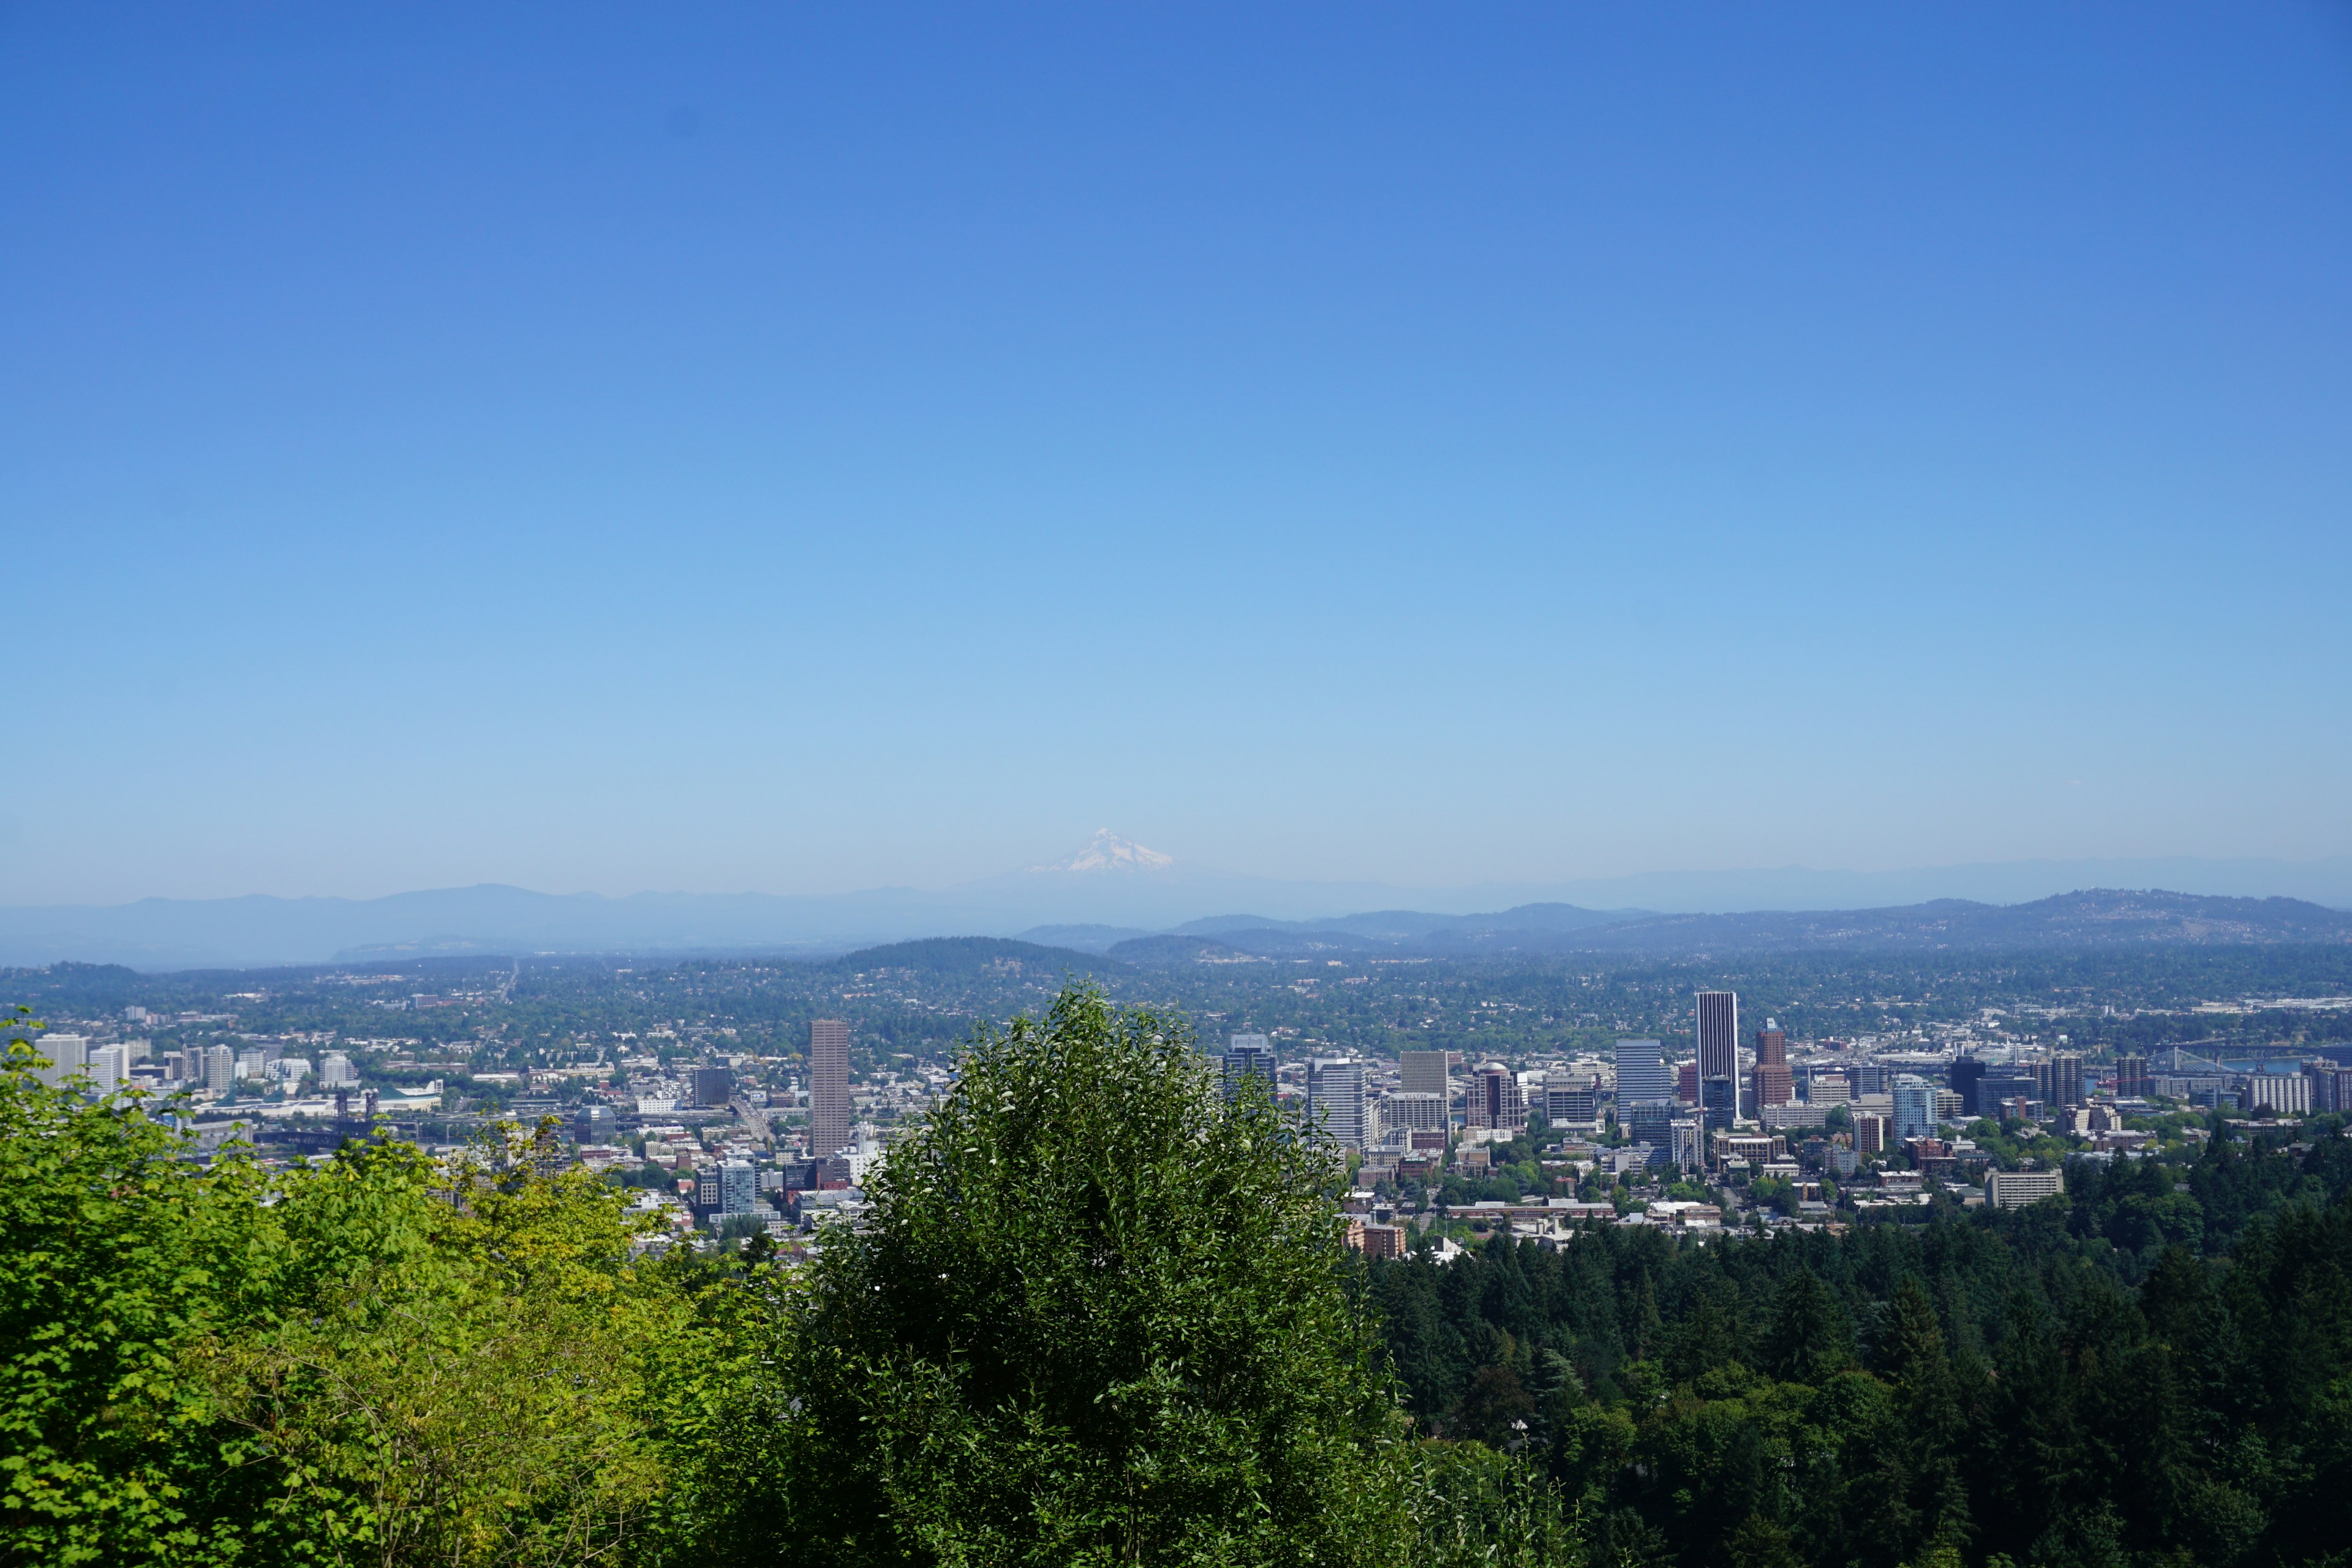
xmin=320 ymin=1052 xmax=360 ymax=1087
xmin=28 ymin=1033 xmax=86 ymax=1089
xmin=85 ymin=1044 xmax=129 ymax=1097
xmin=1305 ymin=1057 xmax=1368 ymax=1150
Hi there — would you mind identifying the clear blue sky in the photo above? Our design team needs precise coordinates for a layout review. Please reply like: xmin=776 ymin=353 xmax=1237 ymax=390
xmin=5 ymin=3 xmax=2349 ymax=903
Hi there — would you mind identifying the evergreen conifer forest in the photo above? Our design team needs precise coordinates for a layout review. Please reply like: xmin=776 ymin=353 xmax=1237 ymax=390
xmin=4 ymin=987 xmax=2349 ymax=1568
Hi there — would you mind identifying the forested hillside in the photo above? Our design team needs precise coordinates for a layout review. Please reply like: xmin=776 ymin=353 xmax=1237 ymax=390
xmin=1371 ymin=1132 xmax=2352 ymax=1568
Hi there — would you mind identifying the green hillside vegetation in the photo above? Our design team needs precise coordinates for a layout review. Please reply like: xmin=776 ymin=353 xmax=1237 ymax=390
xmin=1371 ymin=1130 xmax=2352 ymax=1568
xmin=0 ymin=992 xmax=1560 ymax=1568
xmin=6 ymin=987 xmax=2351 ymax=1567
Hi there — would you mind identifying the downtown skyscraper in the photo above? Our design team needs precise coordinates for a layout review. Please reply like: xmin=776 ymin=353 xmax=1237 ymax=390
xmin=1696 ymin=991 xmax=1740 ymax=1126
xmin=1613 ymin=1039 xmax=1672 ymax=1106
xmin=1305 ymin=1057 xmax=1368 ymax=1150
xmin=1221 ymin=1033 xmax=1276 ymax=1104
xmin=809 ymin=1017 xmax=851 ymax=1158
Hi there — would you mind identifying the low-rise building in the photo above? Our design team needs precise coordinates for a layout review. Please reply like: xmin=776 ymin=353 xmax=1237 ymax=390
xmin=1987 ymin=1167 xmax=2066 ymax=1209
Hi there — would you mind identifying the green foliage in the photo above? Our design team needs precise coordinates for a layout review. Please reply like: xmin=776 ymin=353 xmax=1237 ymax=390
xmin=18 ymin=969 xmax=2351 ymax=1568
xmin=714 ymin=984 xmax=1417 ymax=1566
xmin=1370 ymin=1130 xmax=2352 ymax=1568
xmin=0 ymin=1029 xmax=683 ymax=1568
xmin=1411 ymin=1441 xmax=1585 ymax=1568
xmin=0 ymin=1024 xmax=270 ymax=1565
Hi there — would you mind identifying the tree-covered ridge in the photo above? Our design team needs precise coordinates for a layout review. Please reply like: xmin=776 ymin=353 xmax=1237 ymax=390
xmin=1371 ymin=1134 xmax=2352 ymax=1568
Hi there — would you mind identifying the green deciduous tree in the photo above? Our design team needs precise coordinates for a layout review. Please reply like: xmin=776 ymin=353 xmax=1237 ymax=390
xmin=741 ymin=984 xmax=1418 ymax=1566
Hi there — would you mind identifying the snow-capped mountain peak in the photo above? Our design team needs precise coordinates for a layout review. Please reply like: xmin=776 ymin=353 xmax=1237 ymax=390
xmin=1029 ymin=830 xmax=1175 ymax=875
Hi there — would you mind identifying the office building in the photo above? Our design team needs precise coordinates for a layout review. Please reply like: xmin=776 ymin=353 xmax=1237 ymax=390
xmin=1222 ymin=1035 xmax=1276 ymax=1104
xmin=1544 ymin=1073 xmax=1600 ymax=1128
xmin=204 ymin=1046 xmax=236 ymax=1095
xmin=1978 ymin=1071 xmax=2038 ymax=1117
xmin=693 ymin=1066 xmax=734 ymax=1109
xmin=321 ymin=1052 xmax=360 ymax=1088
xmin=1613 ymin=1039 xmax=1671 ymax=1105
xmin=1629 ymin=1099 xmax=1677 ymax=1149
xmin=1988 ymin=1169 xmax=2065 ymax=1209
xmin=1669 ymin=1116 xmax=1704 ymax=1173
xmin=1805 ymin=1068 xmax=1851 ymax=1105
xmin=1695 ymin=991 xmax=1740 ymax=1104
xmin=1853 ymin=1111 xmax=1888 ymax=1155
xmin=1893 ymin=1076 xmax=1939 ymax=1140
xmin=1306 ymin=1057 xmax=1368 ymax=1150
xmin=1699 ymin=1074 xmax=1736 ymax=1134
xmin=2304 ymin=1061 xmax=2350 ymax=1114
xmin=1399 ymin=1049 xmax=1451 ymax=1101
xmin=85 ymin=1044 xmax=129 ymax=1096
xmin=718 ymin=1158 xmax=760 ymax=1216
xmin=2241 ymin=1074 xmax=2311 ymax=1116
xmin=574 ymin=1105 xmax=616 ymax=1144
xmin=810 ymin=1019 xmax=852 ymax=1158
xmin=2052 ymin=1053 xmax=2085 ymax=1107
xmin=1752 ymin=1020 xmax=1793 ymax=1110
xmin=2115 ymin=1055 xmax=2152 ymax=1098
xmin=1949 ymin=1057 xmax=1987 ymax=1117
xmin=1464 ymin=1063 xmax=1525 ymax=1132
xmin=28 ymin=1032 xmax=86 ymax=1089
xmin=1381 ymin=1091 xmax=1445 ymax=1135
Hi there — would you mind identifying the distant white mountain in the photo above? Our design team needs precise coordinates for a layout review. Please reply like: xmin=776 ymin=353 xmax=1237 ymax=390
xmin=1027 ymin=831 xmax=1175 ymax=875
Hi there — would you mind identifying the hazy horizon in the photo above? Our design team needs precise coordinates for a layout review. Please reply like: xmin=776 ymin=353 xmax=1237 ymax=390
xmin=6 ymin=5 xmax=2348 ymax=907
xmin=12 ymin=840 xmax=2352 ymax=914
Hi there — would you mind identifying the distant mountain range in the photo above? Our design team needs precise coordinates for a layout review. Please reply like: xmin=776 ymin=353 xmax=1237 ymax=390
xmin=2 ymin=831 xmax=2349 ymax=971
xmin=1093 ymin=889 xmax=2352 ymax=964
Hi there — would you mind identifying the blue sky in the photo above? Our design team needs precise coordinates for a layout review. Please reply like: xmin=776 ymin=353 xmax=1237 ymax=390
xmin=4 ymin=3 xmax=2349 ymax=903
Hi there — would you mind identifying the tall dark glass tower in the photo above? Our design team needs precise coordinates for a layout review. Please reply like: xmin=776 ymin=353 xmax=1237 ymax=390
xmin=1696 ymin=991 xmax=1740 ymax=1114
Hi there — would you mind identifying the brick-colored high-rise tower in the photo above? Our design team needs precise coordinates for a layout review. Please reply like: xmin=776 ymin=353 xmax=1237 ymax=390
xmin=809 ymin=1018 xmax=851 ymax=1158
